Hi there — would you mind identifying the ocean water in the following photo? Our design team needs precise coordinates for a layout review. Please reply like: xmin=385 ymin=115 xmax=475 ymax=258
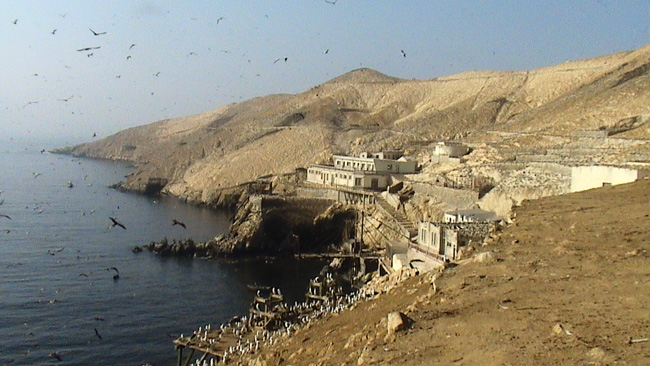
xmin=0 ymin=146 xmax=324 ymax=366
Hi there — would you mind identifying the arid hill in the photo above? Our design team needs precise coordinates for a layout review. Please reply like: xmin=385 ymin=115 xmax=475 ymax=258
xmin=59 ymin=44 xmax=650 ymax=205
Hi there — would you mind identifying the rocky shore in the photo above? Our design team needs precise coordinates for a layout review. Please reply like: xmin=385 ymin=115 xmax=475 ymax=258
xmin=134 ymin=190 xmax=359 ymax=258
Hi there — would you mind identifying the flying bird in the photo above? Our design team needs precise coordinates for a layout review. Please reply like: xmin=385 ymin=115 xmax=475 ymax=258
xmin=49 ymin=352 xmax=62 ymax=361
xmin=94 ymin=327 xmax=103 ymax=340
xmin=400 ymin=49 xmax=406 ymax=58
xmin=216 ymin=17 xmax=224 ymax=24
xmin=0 ymin=214 xmax=11 ymax=220
xmin=129 ymin=43 xmax=136 ymax=50
xmin=324 ymin=0 xmax=338 ymax=4
xmin=324 ymin=49 xmax=329 ymax=54
xmin=106 ymin=267 xmax=119 ymax=280
xmin=109 ymin=217 xmax=126 ymax=230
xmin=12 ymin=19 xmax=18 ymax=25
xmin=89 ymin=28 xmax=106 ymax=36
xmin=126 ymin=55 xmax=132 ymax=60
xmin=47 ymin=247 xmax=65 ymax=256
xmin=153 ymin=71 xmax=160 ymax=76
xmin=77 ymin=46 xmax=100 ymax=52
xmin=273 ymin=57 xmax=288 ymax=64
xmin=172 ymin=219 xmax=186 ymax=229
xmin=57 ymin=95 xmax=74 ymax=102
xmin=51 ymin=29 xmax=57 ymax=35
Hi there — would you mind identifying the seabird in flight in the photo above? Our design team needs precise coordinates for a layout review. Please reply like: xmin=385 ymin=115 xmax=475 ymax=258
xmin=401 ymin=49 xmax=406 ymax=58
xmin=0 ymin=214 xmax=11 ymax=220
xmin=94 ymin=327 xmax=103 ymax=340
xmin=47 ymin=247 xmax=65 ymax=256
xmin=89 ymin=28 xmax=106 ymax=36
xmin=172 ymin=219 xmax=186 ymax=229
xmin=109 ymin=217 xmax=126 ymax=230
xmin=77 ymin=46 xmax=100 ymax=52
xmin=106 ymin=267 xmax=119 ymax=280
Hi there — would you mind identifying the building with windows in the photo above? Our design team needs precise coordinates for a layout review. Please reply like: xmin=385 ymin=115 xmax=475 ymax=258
xmin=306 ymin=165 xmax=389 ymax=190
xmin=413 ymin=220 xmax=494 ymax=262
xmin=443 ymin=208 xmax=501 ymax=223
xmin=306 ymin=150 xmax=417 ymax=190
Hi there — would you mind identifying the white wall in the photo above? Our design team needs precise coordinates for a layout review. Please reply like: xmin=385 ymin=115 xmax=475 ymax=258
xmin=570 ymin=166 xmax=638 ymax=192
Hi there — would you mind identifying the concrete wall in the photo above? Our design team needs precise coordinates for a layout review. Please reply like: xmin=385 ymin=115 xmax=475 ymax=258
xmin=433 ymin=143 xmax=469 ymax=158
xmin=373 ymin=159 xmax=417 ymax=174
xmin=411 ymin=182 xmax=479 ymax=212
xmin=295 ymin=186 xmax=340 ymax=200
xmin=430 ymin=155 xmax=461 ymax=164
xmin=570 ymin=166 xmax=639 ymax=192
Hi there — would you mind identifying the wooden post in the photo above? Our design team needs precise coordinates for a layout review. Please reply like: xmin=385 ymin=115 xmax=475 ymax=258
xmin=183 ymin=348 xmax=196 ymax=366
xmin=177 ymin=347 xmax=183 ymax=366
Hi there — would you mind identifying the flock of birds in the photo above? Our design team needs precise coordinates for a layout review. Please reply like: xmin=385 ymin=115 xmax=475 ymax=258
xmin=11 ymin=0 xmax=411 ymax=117
xmin=177 ymin=276 xmax=377 ymax=365
xmin=0 ymin=181 xmax=192 ymax=363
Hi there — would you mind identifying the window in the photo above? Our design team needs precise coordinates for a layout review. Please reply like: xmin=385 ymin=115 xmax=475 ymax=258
xmin=355 ymin=178 xmax=361 ymax=186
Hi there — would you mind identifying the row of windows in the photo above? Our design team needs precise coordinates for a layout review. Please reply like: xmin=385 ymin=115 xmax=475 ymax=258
xmin=335 ymin=159 xmax=374 ymax=171
xmin=308 ymin=169 xmax=363 ymax=187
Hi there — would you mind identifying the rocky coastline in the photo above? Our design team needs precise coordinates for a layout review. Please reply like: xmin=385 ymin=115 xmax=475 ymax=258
xmin=132 ymin=188 xmax=360 ymax=259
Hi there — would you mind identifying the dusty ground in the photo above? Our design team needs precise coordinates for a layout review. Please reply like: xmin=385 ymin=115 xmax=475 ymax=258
xmin=241 ymin=178 xmax=650 ymax=366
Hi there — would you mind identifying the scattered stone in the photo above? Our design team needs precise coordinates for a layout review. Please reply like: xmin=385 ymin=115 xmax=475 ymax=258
xmin=386 ymin=311 xmax=411 ymax=336
xmin=587 ymin=347 xmax=613 ymax=363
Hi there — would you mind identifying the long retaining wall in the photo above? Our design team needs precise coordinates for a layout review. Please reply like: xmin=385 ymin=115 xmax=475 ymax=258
xmin=570 ymin=165 xmax=640 ymax=192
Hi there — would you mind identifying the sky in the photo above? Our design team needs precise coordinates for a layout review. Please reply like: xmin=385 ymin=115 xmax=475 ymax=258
xmin=1 ymin=0 xmax=649 ymax=148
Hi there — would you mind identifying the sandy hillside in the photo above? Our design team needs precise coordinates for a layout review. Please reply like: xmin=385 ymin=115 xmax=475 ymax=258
xmin=239 ymin=178 xmax=650 ymax=366
xmin=59 ymin=44 xmax=650 ymax=204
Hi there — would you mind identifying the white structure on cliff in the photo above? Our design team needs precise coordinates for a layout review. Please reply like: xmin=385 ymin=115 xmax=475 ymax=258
xmin=430 ymin=141 xmax=469 ymax=164
xmin=443 ymin=208 xmax=500 ymax=223
xmin=306 ymin=150 xmax=417 ymax=190
xmin=570 ymin=165 xmax=645 ymax=192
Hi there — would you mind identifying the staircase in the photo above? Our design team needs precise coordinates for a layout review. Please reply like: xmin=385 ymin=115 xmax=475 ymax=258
xmin=374 ymin=195 xmax=418 ymax=241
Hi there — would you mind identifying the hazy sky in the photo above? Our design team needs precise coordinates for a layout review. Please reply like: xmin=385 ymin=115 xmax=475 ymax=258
xmin=2 ymin=0 xmax=649 ymax=147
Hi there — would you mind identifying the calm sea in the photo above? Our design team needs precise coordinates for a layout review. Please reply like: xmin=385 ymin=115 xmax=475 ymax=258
xmin=0 ymin=144 xmax=324 ymax=366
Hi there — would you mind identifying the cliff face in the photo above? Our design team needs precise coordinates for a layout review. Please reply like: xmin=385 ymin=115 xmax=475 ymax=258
xmin=60 ymin=45 xmax=650 ymax=205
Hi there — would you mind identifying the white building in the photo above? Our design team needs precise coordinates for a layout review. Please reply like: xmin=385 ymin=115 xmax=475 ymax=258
xmin=306 ymin=150 xmax=417 ymax=190
xmin=306 ymin=165 xmax=389 ymax=190
xmin=431 ymin=142 xmax=469 ymax=164
xmin=414 ymin=220 xmax=493 ymax=262
xmin=443 ymin=208 xmax=500 ymax=223
xmin=332 ymin=152 xmax=417 ymax=175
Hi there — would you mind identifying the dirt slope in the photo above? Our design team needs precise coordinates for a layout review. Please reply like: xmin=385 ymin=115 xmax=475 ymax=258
xmin=243 ymin=178 xmax=650 ymax=366
xmin=59 ymin=45 xmax=650 ymax=205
